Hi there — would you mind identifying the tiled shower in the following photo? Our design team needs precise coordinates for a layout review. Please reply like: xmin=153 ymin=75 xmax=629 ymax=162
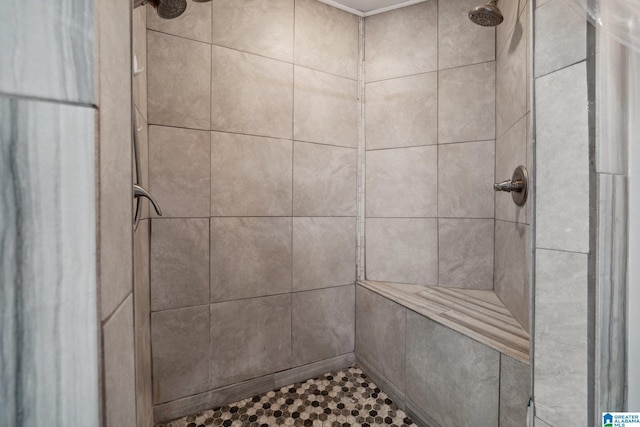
xmin=130 ymin=0 xmax=533 ymax=424
xmin=1 ymin=0 xmax=604 ymax=426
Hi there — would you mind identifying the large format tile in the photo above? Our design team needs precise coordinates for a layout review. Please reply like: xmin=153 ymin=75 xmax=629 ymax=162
xmin=355 ymin=286 xmax=406 ymax=391
xmin=500 ymin=355 xmax=531 ymax=427
xmin=292 ymin=286 xmax=355 ymax=365
xmin=148 ymin=126 xmax=210 ymax=218
xmin=210 ymin=295 xmax=292 ymax=388
xmin=104 ymin=296 xmax=136 ymax=427
xmin=294 ymin=0 xmax=359 ymax=79
xmin=293 ymin=142 xmax=357 ymax=216
xmin=534 ymin=0 xmax=586 ymax=78
xmin=534 ymin=249 xmax=588 ymax=425
xmin=294 ymin=67 xmax=357 ymax=148
xmin=366 ymin=146 xmax=437 ymax=218
xmin=133 ymin=220 xmax=153 ymax=427
xmin=496 ymin=116 xmax=528 ymax=223
xmin=212 ymin=0 xmax=294 ymax=62
xmin=536 ymin=63 xmax=589 ymax=253
xmin=496 ymin=4 xmax=528 ymax=138
xmin=439 ymin=62 xmax=495 ymax=144
xmin=438 ymin=0 xmax=495 ymax=70
xmin=365 ymin=73 xmax=438 ymax=150
xmin=152 ymin=305 xmax=210 ymax=404
xmin=148 ymin=31 xmax=211 ymax=130
xmin=495 ymin=220 xmax=529 ymax=331
xmin=366 ymin=218 xmax=438 ymax=285
xmin=135 ymin=110 xmax=150 ymax=221
xmin=210 ymin=218 xmax=292 ymax=301
xmin=133 ymin=4 xmax=147 ymax=120
xmin=406 ymin=313 xmax=500 ymax=427
xmin=497 ymin=0 xmax=528 ymax=57
xmin=211 ymin=132 xmax=292 ymax=216
xmin=365 ymin=1 xmax=438 ymax=82
xmin=150 ymin=219 xmax=209 ymax=311
xmin=438 ymin=141 xmax=495 ymax=218
xmin=438 ymin=218 xmax=494 ymax=289
xmin=211 ymin=45 xmax=293 ymax=139
xmin=147 ymin=0 xmax=212 ymax=43
xmin=0 ymin=0 xmax=93 ymax=102
xmin=0 ymin=99 xmax=98 ymax=426
xmin=98 ymin=0 xmax=133 ymax=321
xmin=293 ymin=217 xmax=356 ymax=291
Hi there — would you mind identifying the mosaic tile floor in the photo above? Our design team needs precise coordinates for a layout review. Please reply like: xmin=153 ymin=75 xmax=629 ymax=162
xmin=156 ymin=365 xmax=414 ymax=427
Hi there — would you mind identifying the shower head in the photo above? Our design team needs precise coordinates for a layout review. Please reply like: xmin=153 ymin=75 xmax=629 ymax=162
xmin=468 ymin=0 xmax=504 ymax=27
xmin=149 ymin=0 xmax=187 ymax=19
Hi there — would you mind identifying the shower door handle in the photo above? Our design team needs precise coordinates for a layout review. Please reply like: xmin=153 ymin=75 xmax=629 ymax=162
xmin=133 ymin=184 xmax=163 ymax=216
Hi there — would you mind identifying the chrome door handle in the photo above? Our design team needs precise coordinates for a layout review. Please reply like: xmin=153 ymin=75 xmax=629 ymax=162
xmin=133 ymin=184 xmax=163 ymax=216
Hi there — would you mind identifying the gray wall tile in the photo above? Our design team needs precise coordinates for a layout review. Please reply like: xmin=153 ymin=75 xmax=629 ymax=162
xmin=439 ymin=62 xmax=496 ymax=144
xmin=210 ymin=295 xmax=292 ymax=389
xmin=211 ymin=132 xmax=292 ymax=217
xmin=210 ymin=217 xmax=292 ymax=302
xmin=212 ymin=0 xmax=294 ymax=62
xmin=0 ymin=0 xmax=94 ymax=102
xmin=438 ymin=0 xmax=495 ymax=70
xmin=355 ymin=286 xmax=406 ymax=391
xmin=292 ymin=286 xmax=355 ymax=365
xmin=0 ymin=98 xmax=98 ymax=426
xmin=133 ymin=220 xmax=153 ymax=427
xmin=147 ymin=0 xmax=212 ymax=43
xmin=438 ymin=140 xmax=495 ymax=218
xmin=149 ymin=126 xmax=211 ymax=218
xmin=534 ymin=0 xmax=586 ymax=78
xmin=534 ymin=249 xmax=588 ymax=424
xmin=496 ymin=116 xmax=528 ymax=223
xmin=294 ymin=0 xmax=359 ymax=79
xmin=406 ymin=312 xmax=500 ymax=427
xmin=500 ymin=354 xmax=531 ymax=427
xmin=148 ymin=31 xmax=211 ymax=130
xmin=365 ymin=1 xmax=438 ymax=82
xmin=293 ymin=217 xmax=356 ymax=291
xmin=150 ymin=219 xmax=210 ymax=311
xmin=366 ymin=146 xmax=438 ymax=218
xmin=535 ymin=417 xmax=553 ymax=427
xmin=365 ymin=73 xmax=438 ymax=150
xmin=366 ymin=218 xmax=438 ymax=285
xmin=98 ymin=0 xmax=133 ymax=321
xmin=211 ymin=45 xmax=293 ymax=139
xmin=104 ymin=296 xmax=136 ymax=427
xmin=496 ymin=3 xmax=528 ymax=138
xmin=439 ymin=218 xmax=494 ymax=289
xmin=294 ymin=67 xmax=358 ymax=148
xmin=495 ymin=220 xmax=529 ymax=331
xmin=135 ymin=111 xmax=150 ymax=220
xmin=536 ymin=62 xmax=589 ymax=253
xmin=293 ymin=142 xmax=357 ymax=216
xmin=497 ymin=0 xmax=528 ymax=57
xmin=151 ymin=305 xmax=210 ymax=404
xmin=133 ymin=5 xmax=148 ymax=120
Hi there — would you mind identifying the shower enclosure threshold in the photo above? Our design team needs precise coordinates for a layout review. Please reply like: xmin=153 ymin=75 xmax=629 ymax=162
xmin=357 ymin=281 xmax=529 ymax=364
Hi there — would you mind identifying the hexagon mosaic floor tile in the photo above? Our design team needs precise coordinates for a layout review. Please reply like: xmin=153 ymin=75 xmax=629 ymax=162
xmin=156 ymin=365 xmax=414 ymax=427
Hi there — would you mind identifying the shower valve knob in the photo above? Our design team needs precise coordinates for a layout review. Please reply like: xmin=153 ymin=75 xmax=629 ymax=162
xmin=494 ymin=165 xmax=529 ymax=207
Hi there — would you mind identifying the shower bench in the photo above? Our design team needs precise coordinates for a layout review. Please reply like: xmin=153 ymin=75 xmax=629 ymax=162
xmin=355 ymin=280 xmax=531 ymax=427
xmin=357 ymin=280 xmax=529 ymax=363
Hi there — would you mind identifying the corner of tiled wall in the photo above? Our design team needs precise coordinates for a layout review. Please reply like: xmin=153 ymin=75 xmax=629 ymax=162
xmin=533 ymin=0 xmax=591 ymax=424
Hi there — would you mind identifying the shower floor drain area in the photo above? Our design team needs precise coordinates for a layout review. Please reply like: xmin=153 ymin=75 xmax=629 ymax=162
xmin=156 ymin=365 xmax=414 ymax=427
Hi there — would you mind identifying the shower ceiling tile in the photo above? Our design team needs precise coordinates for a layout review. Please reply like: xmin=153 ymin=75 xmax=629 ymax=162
xmin=330 ymin=0 xmax=418 ymax=13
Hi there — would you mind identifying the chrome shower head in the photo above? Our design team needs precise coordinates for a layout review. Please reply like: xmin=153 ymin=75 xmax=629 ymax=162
xmin=150 ymin=0 xmax=187 ymax=19
xmin=469 ymin=0 xmax=504 ymax=27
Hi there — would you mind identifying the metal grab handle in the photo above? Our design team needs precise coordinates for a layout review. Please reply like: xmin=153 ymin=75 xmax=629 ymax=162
xmin=133 ymin=184 xmax=163 ymax=216
xmin=493 ymin=179 xmax=524 ymax=193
